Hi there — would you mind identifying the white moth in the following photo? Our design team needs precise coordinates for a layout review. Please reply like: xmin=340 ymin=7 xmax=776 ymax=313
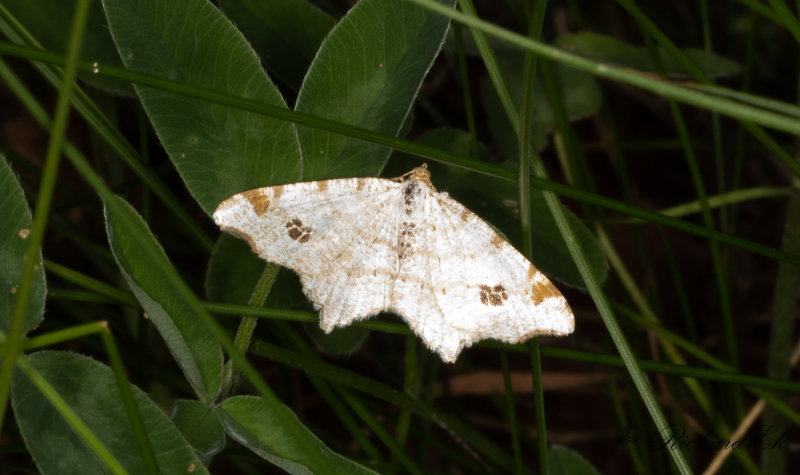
xmin=213 ymin=165 xmax=574 ymax=362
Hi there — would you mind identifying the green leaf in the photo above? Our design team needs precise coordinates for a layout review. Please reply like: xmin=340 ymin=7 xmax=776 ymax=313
xmin=295 ymin=0 xmax=455 ymax=180
xmin=0 ymin=154 xmax=44 ymax=336
xmin=204 ymin=232 xmax=305 ymax=313
xmin=2 ymin=0 xmax=132 ymax=94
xmin=305 ymin=323 xmax=370 ymax=357
xmin=482 ymin=51 xmax=602 ymax=155
xmin=204 ymin=232 xmax=307 ymax=313
xmin=11 ymin=351 xmax=208 ymax=474
xmin=205 ymin=233 xmax=268 ymax=305
xmin=548 ymin=445 xmax=601 ymax=475
xmin=217 ymin=395 xmax=377 ymax=474
xmin=217 ymin=0 xmax=335 ymax=90
xmin=525 ymin=188 xmax=607 ymax=287
xmin=556 ymin=32 xmax=741 ymax=79
xmin=101 ymin=0 xmax=302 ymax=213
xmin=104 ymin=194 xmax=223 ymax=400
xmin=171 ymin=399 xmax=226 ymax=462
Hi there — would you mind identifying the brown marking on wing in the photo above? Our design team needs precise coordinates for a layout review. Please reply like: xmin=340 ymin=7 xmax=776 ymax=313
xmin=241 ymin=189 xmax=270 ymax=216
xmin=531 ymin=279 xmax=561 ymax=305
xmin=491 ymin=233 xmax=504 ymax=248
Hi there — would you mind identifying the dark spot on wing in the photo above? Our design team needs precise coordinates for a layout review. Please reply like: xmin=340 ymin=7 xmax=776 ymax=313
xmin=286 ymin=218 xmax=312 ymax=243
xmin=479 ymin=284 xmax=508 ymax=306
xmin=403 ymin=182 xmax=419 ymax=215
xmin=398 ymin=222 xmax=416 ymax=261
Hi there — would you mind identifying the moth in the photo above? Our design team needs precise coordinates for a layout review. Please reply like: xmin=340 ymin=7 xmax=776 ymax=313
xmin=213 ymin=165 xmax=574 ymax=362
